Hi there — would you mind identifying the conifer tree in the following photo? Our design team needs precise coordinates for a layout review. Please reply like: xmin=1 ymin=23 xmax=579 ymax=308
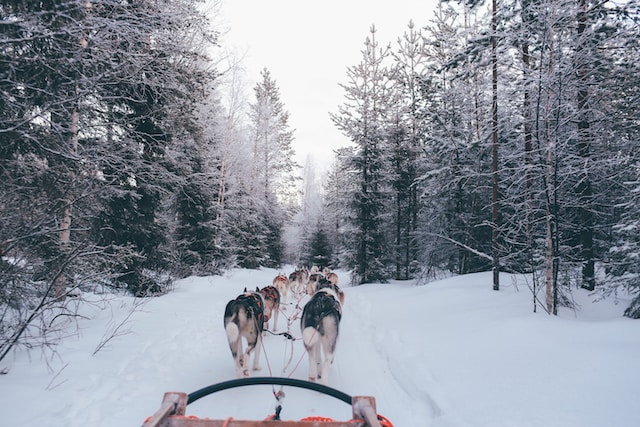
xmin=248 ymin=68 xmax=299 ymax=267
xmin=332 ymin=26 xmax=393 ymax=285
xmin=389 ymin=21 xmax=429 ymax=279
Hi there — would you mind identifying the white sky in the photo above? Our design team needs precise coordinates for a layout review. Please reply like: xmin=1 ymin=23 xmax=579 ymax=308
xmin=216 ymin=0 xmax=440 ymax=168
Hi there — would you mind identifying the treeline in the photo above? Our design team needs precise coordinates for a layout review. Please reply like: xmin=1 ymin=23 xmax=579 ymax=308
xmin=323 ymin=1 xmax=640 ymax=317
xmin=0 ymin=0 xmax=301 ymax=361
xmin=1 ymin=0 xmax=639 ymax=362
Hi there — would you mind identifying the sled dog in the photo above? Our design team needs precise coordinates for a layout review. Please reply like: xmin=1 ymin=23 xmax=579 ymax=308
xmin=273 ymin=273 xmax=289 ymax=304
xmin=259 ymin=285 xmax=281 ymax=332
xmin=288 ymin=267 xmax=309 ymax=296
xmin=306 ymin=272 xmax=325 ymax=296
xmin=300 ymin=284 xmax=342 ymax=385
xmin=313 ymin=277 xmax=345 ymax=306
xmin=223 ymin=288 xmax=265 ymax=377
xmin=324 ymin=270 xmax=339 ymax=287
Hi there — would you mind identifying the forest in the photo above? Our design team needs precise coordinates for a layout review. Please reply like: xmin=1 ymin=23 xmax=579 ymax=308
xmin=1 ymin=0 xmax=639 ymax=363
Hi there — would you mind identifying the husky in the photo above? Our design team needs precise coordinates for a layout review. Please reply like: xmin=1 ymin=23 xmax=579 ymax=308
xmin=273 ymin=273 xmax=289 ymax=305
xmin=324 ymin=270 xmax=339 ymax=287
xmin=288 ymin=267 xmax=309 ymax=296
xmin=300 ymin=283 xmax=342 ymax=385
xmin=314 ymin=278 xmax=345 ymax=306
xmin=306 ymin=271 xmax=325 ymax=296
xmin=259 ymin=285 xmax=280 ymax=332
xmin=223 ymin=288 xmax=265 ymax=378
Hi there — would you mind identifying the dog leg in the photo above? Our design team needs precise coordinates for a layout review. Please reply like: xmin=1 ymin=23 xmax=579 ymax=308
xmin=226 ymin=322 xmax=245 ymax=378
xmin=235 ymin=339 xmax=246 ymax=378
xmin=272 ymin=305 xmax=279 ymax=332
xmin=263 ymin=313 xmax=270 ymax=333
xmin=307 ymin=343 xmax=318 ymax=382
xmin=319 ymin=344 xmax=335 ymax=386
xmin=319 ymin=316 xmax=339 ymax=385
xmin=251 ymin=334 xmax=262 ymax=372
xmin=302 ymin=327 xmax=319 ymax=381
xmin=314 ymin=342 xmax=323 ymax=381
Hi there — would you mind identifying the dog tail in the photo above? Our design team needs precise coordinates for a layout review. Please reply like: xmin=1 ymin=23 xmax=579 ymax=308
xmin=302 ymin=326 xmax=320 ymax=349
xmin=225 ymin=320 xmax=239 ymax=343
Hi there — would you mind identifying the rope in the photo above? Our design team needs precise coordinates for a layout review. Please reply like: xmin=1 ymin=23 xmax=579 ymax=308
xmin=287 ymin=350 xmax=308 ymax=379
xmin=271 ymin=388 xmax=285 ymax=420
xmin=248 ymin=292 xmax=339 ymax=422
xmin=284 ymin=317 xmax=323 ymax=379
xmin=264 ymin=330 xmax=296 ymax=340
xmin=279 ymin=295 xmax=306 ymax=331
xmin=259 ymin=299 xmax=320 ymax=419
xmin=258 ymin=317 xmax=275 ymax=378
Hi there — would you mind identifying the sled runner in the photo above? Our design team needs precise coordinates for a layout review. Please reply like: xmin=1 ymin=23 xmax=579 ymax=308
xmin=142 ymin=377 xmax=392 ymax=427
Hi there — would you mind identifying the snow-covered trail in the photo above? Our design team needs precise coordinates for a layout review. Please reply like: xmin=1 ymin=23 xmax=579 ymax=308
xmin=3 ymin=267 xmax=638 ymax=427
xmin=336 ymin=283 xmax=443 ymax=425
xmin=119 ymin=266 xmax=419 ymax=425
xmin=159 ymin=267 xmax=423 ymax=424
xmin=188 ymin=267 xmax=428 ymax=424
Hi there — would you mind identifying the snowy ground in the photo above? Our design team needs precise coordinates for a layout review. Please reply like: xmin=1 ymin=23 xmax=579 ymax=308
xmin=0 ymin=267 xmax=638 ymax=427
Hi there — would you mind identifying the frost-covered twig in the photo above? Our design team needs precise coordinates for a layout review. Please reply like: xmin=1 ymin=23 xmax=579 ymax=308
xmin=92 ymin=298 xmax=147 ymax=356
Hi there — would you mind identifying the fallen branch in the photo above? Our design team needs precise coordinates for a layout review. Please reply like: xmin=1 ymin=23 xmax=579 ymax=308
xmin=423 ymin=232 xmax=493 ymax=261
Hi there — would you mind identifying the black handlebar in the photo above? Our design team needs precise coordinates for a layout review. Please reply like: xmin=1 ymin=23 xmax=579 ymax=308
xmin=187 ymin=377 xmax=353 ymax=406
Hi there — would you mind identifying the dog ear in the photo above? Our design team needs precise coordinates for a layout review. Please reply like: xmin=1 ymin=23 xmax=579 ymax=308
xmin=256 ymin=286 xmax=260 ymax=292
xmin=243 ymin=287 xmax=248 ymax=292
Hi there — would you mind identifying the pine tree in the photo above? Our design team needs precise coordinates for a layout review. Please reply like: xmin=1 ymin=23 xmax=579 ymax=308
xmin=87 ymin=0 xmax=215 ymax=295
xmin=247 ymin=68 xmax=299 ymax=267
xmin=323 ymin=147 xmax=358 ymax=269
xmin=0 ymin=0 xmax=217 ymax=360
xmin=389 ymin=21 xmax=430 ymax=280
xmin=303 ymin=225 xmax=334 ymax=269
xmin=332 ymin=26 xmax=393 ymax=285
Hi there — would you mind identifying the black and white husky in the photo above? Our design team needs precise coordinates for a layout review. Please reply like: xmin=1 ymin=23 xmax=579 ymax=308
xmin=300 ymin=283 xmax=343 ymax=385
xmin=224 ymin=288 xmax=265 ymax=378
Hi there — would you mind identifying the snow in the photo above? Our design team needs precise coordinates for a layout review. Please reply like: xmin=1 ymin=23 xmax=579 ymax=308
xmin=1 ymin=268 xmax=638 ymax=427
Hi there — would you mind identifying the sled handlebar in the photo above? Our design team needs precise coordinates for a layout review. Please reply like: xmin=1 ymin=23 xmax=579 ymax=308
xmin=143 ymin=377 xmax=384 ymax=427
xmin=188 ymin=376 xmax=352 ymax=405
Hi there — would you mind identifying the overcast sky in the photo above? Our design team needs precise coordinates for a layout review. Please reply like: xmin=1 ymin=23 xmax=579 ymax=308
xmin=217 ymin=0 xmax=439 ymax=168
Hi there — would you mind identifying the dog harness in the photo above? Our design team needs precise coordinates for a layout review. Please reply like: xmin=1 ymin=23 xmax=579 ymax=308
xmin=236 ymin=292 xmax=264 ymax=332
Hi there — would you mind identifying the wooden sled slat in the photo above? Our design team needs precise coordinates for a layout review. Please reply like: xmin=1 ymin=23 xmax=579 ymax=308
xmin=142 ymin=394 xmax=381 ymax=427
xmin=151 ymin=420 xmax=368 ymax=427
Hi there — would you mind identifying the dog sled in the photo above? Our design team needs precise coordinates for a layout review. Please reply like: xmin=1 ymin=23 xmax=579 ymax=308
xmin=142 ymin=377 xmax=393 ymax=427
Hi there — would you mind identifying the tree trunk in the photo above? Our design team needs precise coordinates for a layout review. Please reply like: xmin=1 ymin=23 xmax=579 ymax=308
xmin=491 ymin=0 xmax=500 ymax=291
xmin=576 ymin=0 xmax=595 ymax=291
xmin=522 ymin=0 xmax=536 ymax=311
xmin=544 ymin=114 xmax=558 ymax=314
xmin=544 ymin=18 xmax=558 ymax=314
xmin=54 ymin=97 xmax=79 ymax=301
